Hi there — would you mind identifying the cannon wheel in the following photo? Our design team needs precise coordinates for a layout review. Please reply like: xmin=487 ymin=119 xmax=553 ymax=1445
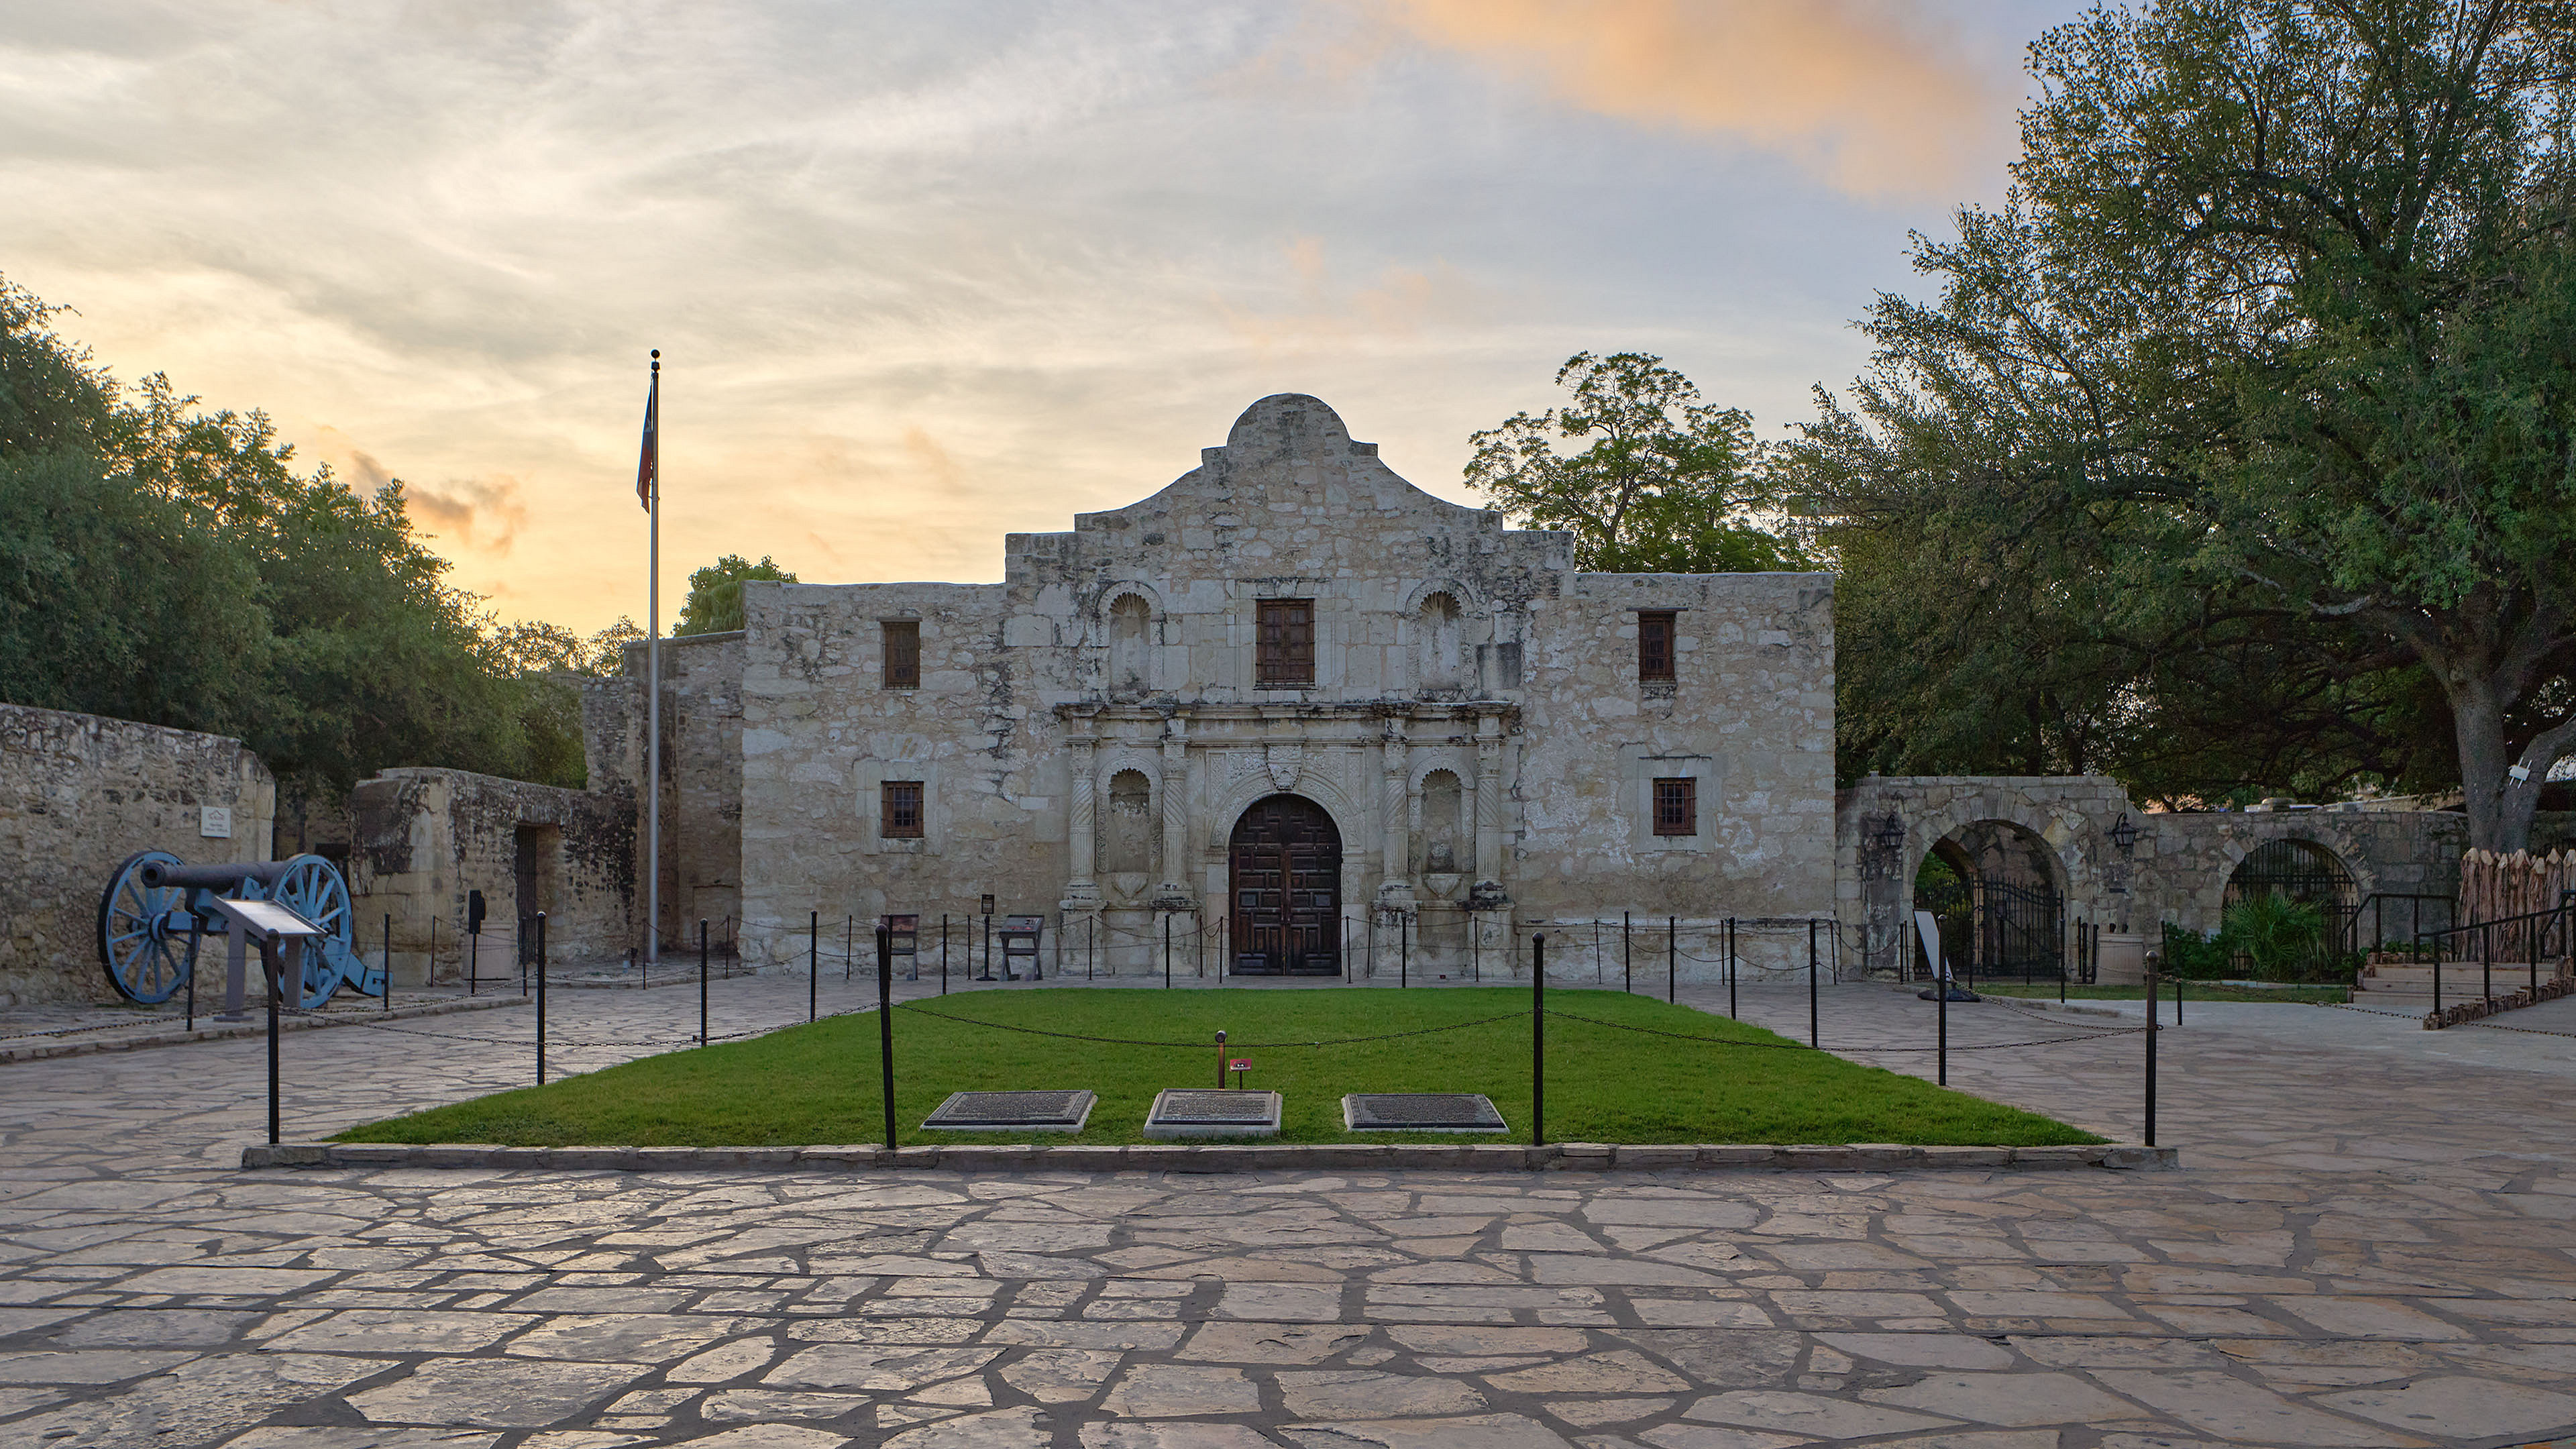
xmin=98 ymin=849 xmax=201 ymax=1004
xmin=267 ymin=855 xmax=372 ymax=1007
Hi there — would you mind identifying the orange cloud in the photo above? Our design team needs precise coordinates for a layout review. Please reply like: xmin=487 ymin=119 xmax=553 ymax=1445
xmin=1218 ymin=237 xmax=1484 ymax=352
xmin=1375 ymin=0 xmax=2007 ymax=201
xmin=407 ymin=475 xmax=530 ymax=555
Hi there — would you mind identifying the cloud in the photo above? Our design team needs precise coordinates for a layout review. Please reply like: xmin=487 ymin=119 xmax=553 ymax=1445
xmin=407 ymin=476 xmax=531 ymax=555
xmin=1217 ymin=237 xmax=1486 ymax=352
xmin=1370 ymin=0 xmax=2010 ymax=201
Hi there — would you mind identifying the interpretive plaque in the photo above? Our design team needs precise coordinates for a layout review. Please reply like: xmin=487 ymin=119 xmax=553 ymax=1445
xmin=920 ymin=1089 xmax=1096 ymax=1132
xmin=1342 ymin=1093 xmax=1508 ymax=1133
xmin=1142 ymin=1088 xmax=1282 ymax=1139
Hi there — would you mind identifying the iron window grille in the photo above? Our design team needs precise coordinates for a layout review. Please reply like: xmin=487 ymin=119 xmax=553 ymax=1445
xmin=1653 ymin=777 xmax=1696 ymax=836
xmin=1638 ymin=610 xmax=1676 ymax=682
xmin=881 ymin=621 xmax=920 ymax=689
xmin=882 ymin=781 xmax=925 ymax=839
xmin=1256 ymin=599 xmax=1316 ymax=686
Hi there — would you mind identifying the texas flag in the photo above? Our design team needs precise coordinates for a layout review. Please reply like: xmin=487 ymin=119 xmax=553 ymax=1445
xmin=636 ymin=362 xmax=659 ymax=510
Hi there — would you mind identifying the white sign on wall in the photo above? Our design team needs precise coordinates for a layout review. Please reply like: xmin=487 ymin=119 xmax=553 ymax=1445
xmin=200 ymin=806 xmax=232 ymax=839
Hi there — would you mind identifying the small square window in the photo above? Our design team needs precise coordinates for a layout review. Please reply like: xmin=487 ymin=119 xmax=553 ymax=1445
xmin=1653 ymin=777 xmax=1696 ymax=837
xmin=882 ymin=621 xmax=920 ymax=689
xmin=882 ymin=781 xmax=924 ymax=839
xmin=1257 ymin=599 xmax=1315 ymax=686
xmin=1638 ymin=610 xmax=1676 ymax=682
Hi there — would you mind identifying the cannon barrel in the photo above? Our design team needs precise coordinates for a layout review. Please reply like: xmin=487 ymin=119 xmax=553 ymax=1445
xmin=139 ymin=860 xmax=297 ymax=891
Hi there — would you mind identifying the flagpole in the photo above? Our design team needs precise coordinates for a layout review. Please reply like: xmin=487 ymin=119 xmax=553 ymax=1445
xmin=645 ymin=350 xmax=662 ymax=967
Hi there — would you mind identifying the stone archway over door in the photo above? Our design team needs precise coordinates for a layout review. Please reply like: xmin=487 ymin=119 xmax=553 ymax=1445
xmin=1230 ymin=794 xmax=1341 ymax=976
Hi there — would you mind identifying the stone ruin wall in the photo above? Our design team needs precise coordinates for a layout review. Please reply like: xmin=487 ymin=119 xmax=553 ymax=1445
xmin=349 ymin=767 xmax=634 ymax=985
xmin=0 ymin=702 xmax=276 ymax=1006
xmin=598 ymin=633 xmax=745 ymax=953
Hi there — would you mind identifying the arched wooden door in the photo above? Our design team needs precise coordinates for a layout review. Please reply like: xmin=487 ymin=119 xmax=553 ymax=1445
xmin=1230 ymin=795 xmax=1341 ymax=976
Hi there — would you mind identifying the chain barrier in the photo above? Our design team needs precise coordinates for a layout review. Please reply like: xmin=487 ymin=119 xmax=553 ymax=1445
xmin=1542 ymin=1004 xmax=2147 ymax=1053
xmin=895 ymin=1001 xmax=1523 ymax=1049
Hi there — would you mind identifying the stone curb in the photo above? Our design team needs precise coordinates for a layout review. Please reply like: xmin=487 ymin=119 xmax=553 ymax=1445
xmin=1 ymin=994 xmax=533 ymax=1067
xmin=244 ymin=1140 xmax=2178 ymax=1173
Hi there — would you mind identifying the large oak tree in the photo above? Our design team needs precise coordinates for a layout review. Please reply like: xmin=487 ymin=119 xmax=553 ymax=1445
xmin=1794 ymin=0 xmax=2576 ymax=849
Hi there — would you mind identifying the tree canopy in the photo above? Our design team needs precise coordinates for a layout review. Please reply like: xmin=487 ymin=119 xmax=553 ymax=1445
xmin=0 ymin=272 xmax=620 ymax=796
xmin=1790 ymin=0 xmax=2576 ymax=849
xmin=1466 ymin=352 xmax=1809 ymax=573
xmin=676 ymin=553 xmax=798 ymax=636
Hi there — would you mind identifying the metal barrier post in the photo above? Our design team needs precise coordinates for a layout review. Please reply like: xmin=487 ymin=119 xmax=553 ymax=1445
xmin=1087 ymin=914 xmax=1094 ymax=982
xmin=186 ymin=947 xmax=196 ymax=1032
xmin=1401 ymin=911 xmax=1409 ymax=988
xmin=1727 ymin=917 xmax=1737 ymax=1018
xmin=266 ymin=934 xmax=280 ymax=1145
xmin=2483 ymin=921 xmax=2492 ymax=1002
xmin=1807 ymin=919 xmax=1819 ymax=1048
xmin=1623 ymin=912 xmax=1631 ymax=994
xmin=1937 ymin=946 xmax=1948 ymax=1086
xmin=2143 ymin=949 xmax=2159 ymax=1146
xmin=384 ymin=914 xmax=393 ymax=1014
xmin=698 ymin=919 xmax=710 ymax=1044
xmin=468 ymin=924 xmax=478 ymax=997
xmin=1163 ymin=912 xmax=1173 ymax=989
xmin=1531 ymin=933 xmax=1546 ymax=1147
xmin=877 ymin=924 xmax=896 ymax=1150
xmin=941 ymin=915 xmax=950 ymax=995
xmin=810 ymin=910 xmax=819 ymax=1022
xmin=535 ymin=912 xmax=548 ymax=1085
xmin=845 ymin=916 xmax=854 ymax=984
xmin=2174 ymin=972 xmax=2182 ymax=1024
xmin=1666 ymin=916 xmax=1676 ymax=1004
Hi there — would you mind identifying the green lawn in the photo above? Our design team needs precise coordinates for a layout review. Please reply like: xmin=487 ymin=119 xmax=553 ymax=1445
xmin=337 ymin=987 xmax=2102 ymax=1148
xmin=1974 ymin=983 xmax=2351 ymax=1004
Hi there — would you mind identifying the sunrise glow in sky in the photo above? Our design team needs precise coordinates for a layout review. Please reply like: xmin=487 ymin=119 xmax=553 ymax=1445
xmin=1 ymin=1 xmax=2084 ymax=634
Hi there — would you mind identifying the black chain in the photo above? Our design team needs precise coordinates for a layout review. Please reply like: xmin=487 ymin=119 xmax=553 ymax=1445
xmin=896 ymin=1002 xmax=1523 ymax=1049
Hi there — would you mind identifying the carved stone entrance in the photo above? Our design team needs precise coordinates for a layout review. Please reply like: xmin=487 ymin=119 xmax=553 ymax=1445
xmin=1229 ymin=794 xmax=1341 ymax=976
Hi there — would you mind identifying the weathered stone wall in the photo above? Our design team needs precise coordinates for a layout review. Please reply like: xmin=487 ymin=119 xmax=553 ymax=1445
xmin=1835 ymin=775 xmax=2489 ymax=976
xmin=737 ymin=394 xmax=1836 ymax=983
xmin=0 ymin=704 xmax=276 ymax=1005
xmin=597 ymin=633 xmax=745 ymax=953
xmin=348 ymin=767 xmax=634 ymax=984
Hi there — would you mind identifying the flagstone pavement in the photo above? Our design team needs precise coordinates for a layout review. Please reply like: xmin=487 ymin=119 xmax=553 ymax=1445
xmin=4 ymin=971 xmax=2575 ymax=1449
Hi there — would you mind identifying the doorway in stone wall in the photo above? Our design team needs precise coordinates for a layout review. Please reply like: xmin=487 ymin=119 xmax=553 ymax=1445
xmin=1230 ymin=795 xmax=1341 ymax=976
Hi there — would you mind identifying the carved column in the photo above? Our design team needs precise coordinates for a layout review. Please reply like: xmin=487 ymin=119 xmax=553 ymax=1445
xmin=1061 ymin=727 xmax=1102 ymax=912
xmin=1155 ymin=715 xmax=1193 ymax=906
xmin=1379 ymin=716 xmax=1411 ymax=904
xmin=1472 ymin=714 xmax=1505 ymax=901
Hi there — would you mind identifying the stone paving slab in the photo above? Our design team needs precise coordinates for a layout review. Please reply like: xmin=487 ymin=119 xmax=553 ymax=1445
xmin=3 ymin=973 xmax=2575 ymax=1447
xmin=0 ymin=991 xmax=531 ymax=1065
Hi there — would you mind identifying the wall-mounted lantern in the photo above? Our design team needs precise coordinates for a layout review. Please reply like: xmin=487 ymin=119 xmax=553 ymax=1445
xmin=2108 ymin=812 xmax=2140 ymax=857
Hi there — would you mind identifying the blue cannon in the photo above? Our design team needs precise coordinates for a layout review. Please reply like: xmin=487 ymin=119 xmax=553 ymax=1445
xmin=96 ymin=851 xmax=382 ymax=1010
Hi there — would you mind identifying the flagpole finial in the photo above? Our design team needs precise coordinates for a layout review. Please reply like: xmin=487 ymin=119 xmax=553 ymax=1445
xmin=651 ymin=348 xmax=660 ymax=372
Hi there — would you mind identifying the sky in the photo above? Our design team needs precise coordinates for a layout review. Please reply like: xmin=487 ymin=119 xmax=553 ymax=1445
xmin=0 ymin=0 xmax=2090 ymax=635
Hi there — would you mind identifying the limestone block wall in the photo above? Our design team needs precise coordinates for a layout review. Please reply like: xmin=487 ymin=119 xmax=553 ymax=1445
xmin=602 ymin=632 xmax=745 ymax=951
xmin=1514 ymin=572 xmax=1836 ymax=979
xmin=0 ymin=703 xmax=276 ymax=1005
xmin=2136 ymin=808 xmax=2469 ymax=943
xmin=348 ymin=767 xmax=633 ymax=984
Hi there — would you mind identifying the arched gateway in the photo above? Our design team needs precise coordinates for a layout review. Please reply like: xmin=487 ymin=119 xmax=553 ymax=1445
xmin=1229 ymin=795 xmax=1341 ymax=975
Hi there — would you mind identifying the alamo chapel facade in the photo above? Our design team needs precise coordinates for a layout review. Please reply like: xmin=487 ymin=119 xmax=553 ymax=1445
xmin=617 ymin=393 xmax=1839 ymax=980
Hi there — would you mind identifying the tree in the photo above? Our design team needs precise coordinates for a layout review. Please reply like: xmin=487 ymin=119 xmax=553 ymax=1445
xmin=676 ymin=553 xmax=798 ymax=635
xmin=1466 ymin=353 xmax=1808 ymax=572
xmin=0 ymin=271 xmax=596 ymax=794
xmin=1792 ymin=0 xmax=2576 ymax=850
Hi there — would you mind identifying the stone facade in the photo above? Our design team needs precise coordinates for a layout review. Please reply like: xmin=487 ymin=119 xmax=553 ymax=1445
xmin=0 ymin=703 xmax=276 ymax=1005
xmin=590 ymin=631 xmax=743 ymax=950
xmin=347 ymin=767 xmax=634 ymax=985
xmin=723 ymin=395 xmax=1839 ymax=981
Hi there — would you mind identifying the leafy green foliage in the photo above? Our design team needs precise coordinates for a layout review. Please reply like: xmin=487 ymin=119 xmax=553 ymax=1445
xmin=676 ymin=553 xmax=797 ymax=636
xmin=1791 ymin=1 xmax=2576 ymax=843
xmin=335 ymin=987 xmax=2100 ymax=1148
xmin=1468 ymin=353 xmax=1809 ymax=573
xmin=0 ymin=271 xmax=612 ymax=793
xmin=2218 ymin=895 xmax=2329 ymax=982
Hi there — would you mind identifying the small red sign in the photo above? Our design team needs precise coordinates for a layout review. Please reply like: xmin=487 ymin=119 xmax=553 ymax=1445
xmin=1228 ymin=1059 xmax=1250 ymax=1072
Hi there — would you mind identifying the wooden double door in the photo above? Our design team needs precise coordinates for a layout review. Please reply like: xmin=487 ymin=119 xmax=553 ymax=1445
xmin=1229 ymin=794 xmax=1341 ymax=976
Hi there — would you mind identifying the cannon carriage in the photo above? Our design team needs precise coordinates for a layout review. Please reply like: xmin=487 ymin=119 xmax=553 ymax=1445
xmin=96 ymin=851 xmax=382 ymax=1010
